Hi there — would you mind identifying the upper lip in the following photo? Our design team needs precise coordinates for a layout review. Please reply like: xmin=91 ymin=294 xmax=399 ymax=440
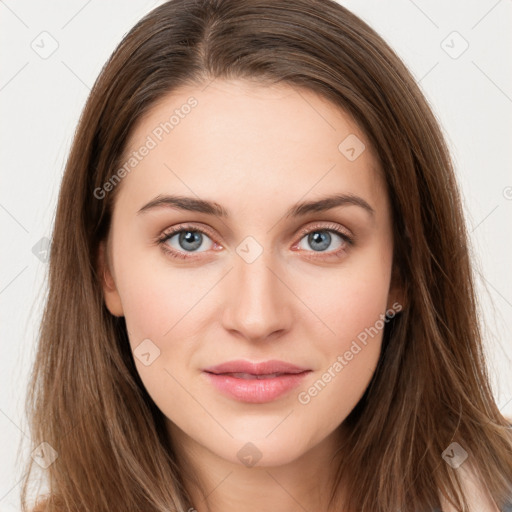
xmin=203 ymin=359 xmax=310 ymax=375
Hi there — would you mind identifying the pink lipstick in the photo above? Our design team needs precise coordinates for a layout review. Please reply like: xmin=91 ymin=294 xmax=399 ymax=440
xmin=203 ymin=359 xmax=311 ymax=403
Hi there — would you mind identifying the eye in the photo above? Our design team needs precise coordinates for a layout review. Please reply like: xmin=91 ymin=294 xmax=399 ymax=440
xmin=157 ymin=224 xmax=219 ymax=260
xmin=293 ymin=222 xmax=354 ymax=258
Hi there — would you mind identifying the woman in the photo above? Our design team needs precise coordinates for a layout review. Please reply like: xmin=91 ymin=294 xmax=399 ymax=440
xmin=22 ymin=0 xmax=512 ymax=511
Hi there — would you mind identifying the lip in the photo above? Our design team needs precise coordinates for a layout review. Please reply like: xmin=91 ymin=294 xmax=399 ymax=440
xmin=202 ymin=359 xmax=311 ymax=403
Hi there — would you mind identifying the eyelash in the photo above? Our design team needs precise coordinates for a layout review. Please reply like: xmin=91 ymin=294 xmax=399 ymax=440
xmin=155 ymin=222 xmax=354 ymax=261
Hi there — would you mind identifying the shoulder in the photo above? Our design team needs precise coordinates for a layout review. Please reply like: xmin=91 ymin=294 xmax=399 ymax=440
xmin=439 ymin=462 xmax=500 ymax=512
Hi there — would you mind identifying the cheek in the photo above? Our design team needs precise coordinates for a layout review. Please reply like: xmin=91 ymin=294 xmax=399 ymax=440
xmin=115 ymin=262 xmax=204 ymax=418
xmin=294 ymin=290 xmax=388 ymax=435
xmin=113 ymin=253 xmax=213 ymax=393
xmin=291 ymin=250 xmax=391 ymax=417
xmin=114 ymin=251 xmax=207 ymax=342
xmin=293 ymin=247 xmax=393 ymax=345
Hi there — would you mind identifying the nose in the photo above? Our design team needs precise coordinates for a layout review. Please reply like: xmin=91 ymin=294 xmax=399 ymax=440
xmin=221 ymin=245 xmax=294 ymax=343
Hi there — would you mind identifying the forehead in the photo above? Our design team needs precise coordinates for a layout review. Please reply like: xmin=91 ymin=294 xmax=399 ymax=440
xmin=114 ymin=79 xmax=387 ymax=218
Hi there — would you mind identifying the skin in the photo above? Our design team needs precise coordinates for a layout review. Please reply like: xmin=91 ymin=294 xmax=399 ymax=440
xmin=99 ymin=79 xmax=403 ymax=512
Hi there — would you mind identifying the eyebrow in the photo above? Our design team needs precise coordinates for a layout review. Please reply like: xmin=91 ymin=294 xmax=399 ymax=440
xmin=136 ymin=193 xmax=375 ymax=218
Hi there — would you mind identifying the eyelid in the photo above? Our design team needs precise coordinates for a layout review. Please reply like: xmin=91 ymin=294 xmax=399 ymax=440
xmin=157 ymin=223 xmax=220 ymax=248
xmin=295 ymin=221 xmax=354 ymax=243
xmin=157 ymin=223 xmax=217 ymax=243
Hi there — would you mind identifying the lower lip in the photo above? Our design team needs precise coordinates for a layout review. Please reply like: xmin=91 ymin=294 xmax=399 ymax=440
xmin=203 ymin=371 xmax=310 ymax=403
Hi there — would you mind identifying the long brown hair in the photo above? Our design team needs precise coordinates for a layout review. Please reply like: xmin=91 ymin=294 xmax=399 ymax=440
xmin=21 ymin=0 xmax=512 ymax=510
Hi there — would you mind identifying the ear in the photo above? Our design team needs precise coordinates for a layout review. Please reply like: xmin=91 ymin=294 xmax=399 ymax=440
xmin=97 ymin=241 xmax=124 ymax=317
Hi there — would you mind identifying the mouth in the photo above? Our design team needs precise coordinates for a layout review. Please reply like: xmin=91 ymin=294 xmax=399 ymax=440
xmin=212 ymin=371 xmax=296 ymax=379
xmin=202 ymin=360 xmax=311 ymax=403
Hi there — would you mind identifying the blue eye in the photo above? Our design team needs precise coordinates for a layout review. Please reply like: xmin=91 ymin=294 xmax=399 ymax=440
xmin=292 ymin=222 xmax=354 ymax=259
xmin=161 ymin=228 xmax=214 ymax=255
xmin=301 ymin=230 xmax=343 ymax=252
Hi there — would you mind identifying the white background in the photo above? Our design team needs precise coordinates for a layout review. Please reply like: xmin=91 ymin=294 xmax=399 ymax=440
xmin=1 ymin=0 xmax=511 ymax=509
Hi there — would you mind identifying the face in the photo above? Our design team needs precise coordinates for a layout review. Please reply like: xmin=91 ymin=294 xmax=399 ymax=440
xmin=99 ymin=79 xmax=401 ymax=469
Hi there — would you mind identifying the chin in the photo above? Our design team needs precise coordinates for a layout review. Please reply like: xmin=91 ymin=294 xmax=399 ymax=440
xmin=213 ymin=432 xmax=312 ymax=468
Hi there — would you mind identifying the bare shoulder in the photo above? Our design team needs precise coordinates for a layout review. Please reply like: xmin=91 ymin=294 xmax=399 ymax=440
xmin=439 ymin=462 xmax=500 ymax=512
